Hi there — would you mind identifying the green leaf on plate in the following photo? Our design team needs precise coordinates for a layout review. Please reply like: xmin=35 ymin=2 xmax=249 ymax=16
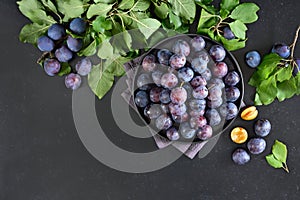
xmin=87 ymin=3 xmax=113 ymax=19
xmin=230 ymin=3 xmax=260 ymax=24
xmin=266 ymin=154 xmax=284 ymax=169
xmin=229 ymin=20 xmax=247 ymax=39
xmin=169 ymin=11 xmax=182 ymax=29
xmin=169 ymin=0 xmax=196 ymax=21
xmin=219 ymin=36 xmax=246 ymax=51
xmin=19 ymin=23 xmax=50 ymax=44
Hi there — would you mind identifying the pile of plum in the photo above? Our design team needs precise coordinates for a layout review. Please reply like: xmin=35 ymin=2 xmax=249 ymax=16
xmin=37 ymin=18 xmax=92 ymax=90
xmin=134 ymin=36 xmax=242 ymax=142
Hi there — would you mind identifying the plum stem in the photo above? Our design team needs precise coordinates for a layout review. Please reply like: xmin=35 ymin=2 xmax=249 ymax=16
xmin=283 ymin=162 xmax=289 ymax=173
xmin=290 ymin=25 xmax=300 ymax=61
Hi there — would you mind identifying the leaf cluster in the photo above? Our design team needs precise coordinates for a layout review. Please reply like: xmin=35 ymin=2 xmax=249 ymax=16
xmin=266 ymin=140 xmax=289 ymax=173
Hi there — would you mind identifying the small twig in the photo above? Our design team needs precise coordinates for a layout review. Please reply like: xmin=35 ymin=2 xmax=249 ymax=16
xmin=283 ymin=163 xmax=289 ymax=173
xmin=290 ymin=26 xmax=300 ymax=60
xmin=37 ymin=52 xmax=50 ymax=64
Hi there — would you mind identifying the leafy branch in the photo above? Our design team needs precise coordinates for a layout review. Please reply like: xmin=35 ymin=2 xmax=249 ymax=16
xmin=249 ymin=25 xmax=300 ymax=105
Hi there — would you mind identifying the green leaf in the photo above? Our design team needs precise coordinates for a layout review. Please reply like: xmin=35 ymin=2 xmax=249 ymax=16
xmin=254 ymin=93 xmax=263 ymax=106
xmin=220 ymin=0 xmax=239 ymax=12
xmin=148 ymin=31 xmax=166 ymax=47
xmin=248 ymin=71 xmax=261 ymax=87
xmin=87 ymin=3 xmax=113 ymax=19
xmin=169 ymin=11 xmax=182 ymax=29
xmin=56 ymin=0 xmax=86 ymax=22
xmin=94 ymin=0 xmax=116 ymax=3
xmin=230 ymin=3 xmax=260 ymax=24
xmin=132 ymin=0 xmax=151 ymax=12
xmin=41 ymin=0 xmax=58 ymax=14
xmin=266 ymin=154 xmax=284 ymax=169
xmin=88 ymin=62 xmax=115 ymax=100
xmin=122 ymin=31 xmax=132 ymax=50
xmin=78 ymin=39 xmax=97 ymax=56
xmin=257 ymin=53 xmax=282 ymax=79
xmin=92 ymin=16 xmax=112 ymax=33
xmin=154 ymin=3 xmax=169 ymax=19
xmin=277 ymin=78 xmax=296 ymax=102
xmin=257 ymin=76 xmax=277 ymax=105
xmin=220 ymin=9 xmax=230 ymax=19
xmin=17 ymin=0 xmax=55 ymax=25
xmin=58 ymin=63 xmax=71 ymax=76
xmin=295 ymin=73 xmax=300 ymax=95
xmin=19 ymin=23 xmax=50 ymax=44
xmin=88 ymin=56 xmax=128 ymax=99
xmin=276 ymin=66 xmax=292 ymax=82
xmin=219 ymin=36 xmax=246 ymax=51
xmin=229 ymin=20 xmax=247 ymax=39
xmin=195 ymin=0 xmax=217 ymax=14
xmin=169 ymin=0 xmax=196 ymax=21
xmin=97 ymin=40 xmax=114 ymax=59
xmin=136 ymin=18 xmax=161 ymax=39
xmin=272 ymin=140 xmax=288 ymax=164
xmin=118 ymin=0 xmax=135 ymax=10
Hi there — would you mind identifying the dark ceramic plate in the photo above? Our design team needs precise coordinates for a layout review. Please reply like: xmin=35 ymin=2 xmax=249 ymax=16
xmin=133 ymin=34 xmax=244 ymax=142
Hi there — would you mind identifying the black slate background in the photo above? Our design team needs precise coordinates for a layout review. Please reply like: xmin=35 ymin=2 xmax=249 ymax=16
xmin=1 ymin=0 xmax=300 ymax=199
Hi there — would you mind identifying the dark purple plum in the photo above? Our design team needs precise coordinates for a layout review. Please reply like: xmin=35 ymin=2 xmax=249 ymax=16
xmin=223 ymin=27 xmax=235 ymax=40
xmin=190 ymin=76 xmax=207 ymax=88
xmin=142 ymin=54 xmax=156 ymax=72
xmin=134 ymin=91 xmax=149 ymax=107
xmin=224 ymin=71 xmax=240 ymax=86
xmin=272 ymin=43 xmax=290 ymax=58
xmin=75 ymin=58 xmax=92 ymax=76
xmin=207 ymin=98 xmax=223 ymax=109
xmin=254 ymin=119 xmax=271 ymax=137
xmin=245 ymin=51 xmax=261 ymax=68
xmin=160 ymin=73 xmax=178 ymax=89
xmin=178 ymin=67 xmax=194 ymax=82
xmin=190 ymin=115 xmax=207 ymax=129
xmin=189 ymin=99 xmax=206 ymax=110
xmin=179 ymin=122 xmax=196 ymax=139
xmin=190 ymin=36 xmax=206 ymax=51
xmin=149 ymin=87 xmax=163 ymax=103
xmin=212 ymin=62 xmax=228 ymax=78
xmin=220 ymin=102 xmax=238 ymax=120
xmin=169 ymin=103 xmax=187 ymax=116
xmin=200 ymin=68 xmax=212 ymax=81
xmin=169 ymin=54 xmax=186 ymax=69
xmin=189 ymin=109 xmax=205 ymax=117
xmin=152 ymin=69 xmax=163 ymax=86
xmin=69 ymin=18 xmax=86 ymax=34
xmin=67 ymin=36 xmax=83 ymax=52
xmin=247 ymin=138 xmax=266 ymax=155
xmin=44 ymin=58 xmax=61 ymax=76
xmin=172 ymin=40 xmax=190 ymax=56
xmin=170 ymin=87 xmax=187 ymax=105
xmin=137 ymin=73 xmax=151 ymax=90
xmin=166 ymin=127 xmax=180 ymax=141
xmin=293 ymin=59 xmax=300 ymax=76
xmin=155 ymin=114 xmax=173 ymax=130
xmin=193 ymin=85 xmax=208 ymax=99
xmin=47 ymin=24 xmax=66 ymax=40
xmin=205 ymin=109 xmax=221 ymax=126
xmin=225 ymin=87 xmax=240 ymax=102
xmin=65 ymin=73 xmax=81 ymax=90
xmin=209 ymin=45 xmax=226 ymax=62
xmin=232 ymin=148 xmax=250 ymax=165
xmin=207 ymin=87 xmax=222 ymax=101
xmin=209 ymin=78 xmax=225 ymax=89
xmin=191 ymin=57 xmax=208 ymax=74
xmin=182 ymin=84 xmax=193 ymax=98
xmin=197 ymin=125 xmax=213 ymax=140
xmin=157 ymin=49 xmax=172 ymax=65
xmin=159 ymin=89 xmax=171 ymax=104
xmin=144 ymin=104 xmax=162 ymax=119
xmin=55 ymin=46 xmax=73 ymax=62
xmin=172 ymin=112 xmax=189 ymax=123
xmin=37 ymin=36 xmax=54 ymax=52
xmin=160 ymin=104 xmax=170 ymax=113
